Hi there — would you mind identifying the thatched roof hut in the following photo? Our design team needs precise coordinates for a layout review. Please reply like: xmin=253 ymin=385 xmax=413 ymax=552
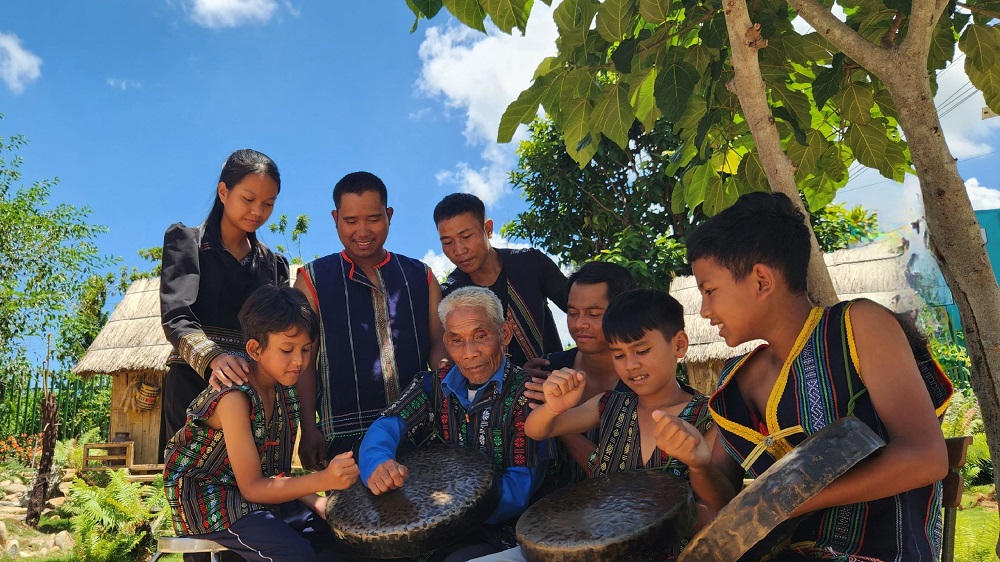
xmin=671 ymin=238 xmax=923 ymax=393
xmin=74 ymin=278 xmax=172 ymax=377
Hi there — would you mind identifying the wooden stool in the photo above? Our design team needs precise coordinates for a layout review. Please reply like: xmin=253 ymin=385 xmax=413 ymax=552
xmin=941 ymin=435 xmax=973 ymax=562
xmin=150 ymin=537 xmax=229 ymax=562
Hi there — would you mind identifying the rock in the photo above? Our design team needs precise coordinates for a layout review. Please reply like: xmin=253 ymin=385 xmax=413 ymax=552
xmin=5 ymin=539 xmax=17 ymax=558
xmin=6 ymin=483 xmax=26 ymax=495
xmin=54 ymin=531 xmax=74 ymax=551
xmin=0 ymin=520 xmax=7 ymax=546
xmin=47 ymin=534 xmax=56 ymax=548
xmin=47 ymin=496 xmax=66 ymax=508
xmin=37 ymin=546 xmax=49 ymax=557
xmin=0 ymin=480 xmax=12 ymax=490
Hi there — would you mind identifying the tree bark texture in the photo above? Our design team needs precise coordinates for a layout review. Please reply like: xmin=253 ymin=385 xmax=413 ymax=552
xmin=25 ymin=393 xmax=57 ymax=528
xmin=787 ymin=0 xmax=1000 ymax=551
xmin=721 ymin=0 xmax=840 ymax=307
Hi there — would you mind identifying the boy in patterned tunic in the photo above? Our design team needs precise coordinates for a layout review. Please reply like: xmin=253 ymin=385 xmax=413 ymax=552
xmin=163 ymin=286 xmax=359 ymax=562
xmin=661 ymin=192 xmax=953 ymax=561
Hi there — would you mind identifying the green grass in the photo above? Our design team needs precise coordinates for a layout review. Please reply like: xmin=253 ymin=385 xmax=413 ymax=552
xmin=954 ymin=486 xmax=999 ymax=562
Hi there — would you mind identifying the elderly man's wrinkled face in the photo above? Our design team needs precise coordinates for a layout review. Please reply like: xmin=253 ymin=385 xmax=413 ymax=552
xmin=443 ymin=305 xmax=512 ymax=386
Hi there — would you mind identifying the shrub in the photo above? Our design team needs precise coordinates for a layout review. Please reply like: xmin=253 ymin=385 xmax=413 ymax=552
xmin=63 ymin=470 xmax=166 ymax=562
xmin=941 ymin=391 xmax=994 ymax=487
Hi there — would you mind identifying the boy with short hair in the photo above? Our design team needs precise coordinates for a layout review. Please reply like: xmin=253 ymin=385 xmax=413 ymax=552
xmin=662 ymin=191 xmax=953 ymax=560
xmin=163 ymin=285 xmax=359 ymax=562
xmin=526 ymin=288 xmax=715 ymax=482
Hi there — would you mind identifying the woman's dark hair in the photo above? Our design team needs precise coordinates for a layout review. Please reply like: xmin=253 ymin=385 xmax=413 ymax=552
xmin=203 ymin=149 xmax=281 ymax=280
xmin=204 ymin=148 xmax=281 ymax=244
xmin=238 ymin=285 xmax=319 ymax=350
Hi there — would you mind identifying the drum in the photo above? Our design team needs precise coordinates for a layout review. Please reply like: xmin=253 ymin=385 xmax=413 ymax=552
xmin=516 ymin=469 xmax=696 ymax=562
xmin=325 ymin=444 xmax=500 ymax=558
xmin=678 ymin=415 xmax=885 ymax=562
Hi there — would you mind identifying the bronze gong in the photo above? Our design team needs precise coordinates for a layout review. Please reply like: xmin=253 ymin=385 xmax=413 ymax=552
xmin=325 ymin=444 xmax=500 ymax=558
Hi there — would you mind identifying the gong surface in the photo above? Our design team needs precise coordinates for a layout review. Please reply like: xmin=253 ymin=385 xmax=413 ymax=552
xmin=326 ymin=444 xmax=499 ymax=558
xmin=516 ymin=469 xmax=696 ymax=562
xmin=678 ymin=415 xmax=885 ymax=562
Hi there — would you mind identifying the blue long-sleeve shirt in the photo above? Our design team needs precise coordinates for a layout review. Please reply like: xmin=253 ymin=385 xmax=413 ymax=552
xmin=359 ymin=359 xmax=547 ymax=524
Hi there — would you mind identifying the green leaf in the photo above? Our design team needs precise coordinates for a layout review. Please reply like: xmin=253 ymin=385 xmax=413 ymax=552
xmin=801 ymin=144 xmax=848 ymax=211
xmin=670 ymin=179 xmax=686 ymax=214
xmin=674 ymin=93 xmax=708 ymax=139
xmin=592 ymin=83 xmax=634 ymax=148
xmin=554 ymin=0 xmax=600 ymax=47
xmin=928 ymin=13 xmax=958 ymax=73
xmin=639 ymin=0 xmax=672 ymax=23
xmin=837 ymin=83 xmax=874 ymax=124
xmin=683 ymin=164 xmax=721 ymax=211
xmin=960 ymin=24 xmax=1000 ymax=115
xmin=563 ymin=98 xmax=598 ymax=165
xmin=612 ymin=37 xmax=639 ymax=73
xmin=481 ymin=0 xmax=532 ymax=34
xmin=799 ymin=32 xmax=834 ymax=63
xmin=845 ymin=121 xmax=904 ymax=181
xmin=596 ymin=0 xmax=637 ymax=42
xmin=872 ymin=87 xmax=898 ymax=120
xmin=654 ymin=61 xmax=700 ymax=123
xmin=699 ymin=12 xmax=728 ymax=49
xmin=629 ymin=67 xmax=660 ymax=130
xmin=412 ymin=0 xmax=445 ymax=18
xmin=532 ymin=56 xmax=561 ymax=79
xmin=787 ymin=130 xmax=829 ymax=180
xmin=771 ymin=84 xmax=812 ymax=129
xmin=666 ymin=140 xmax=698 ymax=175
xmin=772 ymin=105 xmax=808 ymax=146
xmin=443 ymin=0 xmax=487 ymax=32
xmin=683 ymin=44 xmax=713 ymax=77
xmin=737 ymin=151 xmax=769 ymax=192
xmin=812 ymin=66 xmax=840 ymax=111
xmin=498 ymin=79 xmax=548 ymax=142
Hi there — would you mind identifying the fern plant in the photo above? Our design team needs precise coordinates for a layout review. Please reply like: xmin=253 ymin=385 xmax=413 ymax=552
xmin=941 ymin=391 xmax=994 ymax=488
xmin=63 ymin=469 xmax=166 ymax=562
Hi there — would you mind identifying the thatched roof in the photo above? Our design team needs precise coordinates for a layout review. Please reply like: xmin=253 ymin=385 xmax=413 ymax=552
xmin=72 ymin=277 xmax=172 ymax=377
xmin=671 ymin=238 xmax=922 ymax=365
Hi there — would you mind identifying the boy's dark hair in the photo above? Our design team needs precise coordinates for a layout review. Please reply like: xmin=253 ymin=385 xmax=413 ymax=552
xmin=603 ymin=288 xmax=684 ymax=344
xmin=686 ymin=192 xmax=810 ymax=294
xmin=433 ymin=193 xmax=486 ymax=225
xmin=567 ymin=261 xmax=638 ymax=303
xmin=333 ymin=171 xmax=388 ymax=209
xmin=238 ymin=285 xmax=319 ymax=349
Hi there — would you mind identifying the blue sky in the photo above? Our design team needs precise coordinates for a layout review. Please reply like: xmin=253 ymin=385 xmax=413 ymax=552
xmin=3 ymin=1 xmax=999 ymax=361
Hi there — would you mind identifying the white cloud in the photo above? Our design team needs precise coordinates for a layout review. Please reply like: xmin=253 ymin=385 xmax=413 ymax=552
xmin=188 ymin=0 xmax=279 ymax=28
xmin=934 ymin=52 xmax=1000 ymax=160
xmin=417 ymin=4 xmax=558 ymax=207
xmin=965 ymin=177 xmax=1000 ymax=210
xmin=0 ymin=33 xmax=42 ymax=94
xmin=421 ymin=249 xmax=455 ymax=282
xmin=106 ymin=78 xmax=142 ymax=91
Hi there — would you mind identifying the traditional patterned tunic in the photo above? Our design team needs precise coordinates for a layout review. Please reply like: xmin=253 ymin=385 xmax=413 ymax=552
xmin=591 ymin=385 xmax=712 ymax=478
xmin=442 ymin=248 xmax=567 ymax=367
xmin=163 ymin=383 xmax=298 ymax=536
xmin=710 ymin=300 xmax=953 ymax=561
xmin=299 ymin=250 xmax=432 ymax=455
xmin=386 ymin=361 xmax=539 ymax=472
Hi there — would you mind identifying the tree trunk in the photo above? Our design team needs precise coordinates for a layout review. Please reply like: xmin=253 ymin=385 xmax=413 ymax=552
xmin=882 ymin=61 xmax=1000 ymax=558
xmin=721 ymin=0 xmax=840 ymax=307
xmin=25 ymin=393 xmax=57 ymax=528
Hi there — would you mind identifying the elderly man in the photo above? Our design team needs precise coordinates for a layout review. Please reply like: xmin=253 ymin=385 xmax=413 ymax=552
xmin=358 ymin=286 xmax=548 ymax=561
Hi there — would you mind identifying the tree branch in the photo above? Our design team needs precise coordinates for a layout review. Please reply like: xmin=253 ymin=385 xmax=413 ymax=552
xmin=898 ymin=0 xmax=949 ymax=60
xmin=881 ymin=11 xmax=905 ymax=47
xmin=956 ymin=1 xmax=1000 ymax=19
xmin=784 ymin=0 xmax=888 ymax=73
